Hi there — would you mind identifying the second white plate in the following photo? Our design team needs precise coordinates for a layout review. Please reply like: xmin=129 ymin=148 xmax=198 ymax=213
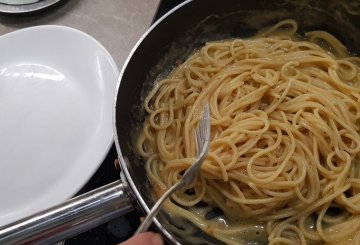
xmin=0 ymin=0 xmax=63 ymax=14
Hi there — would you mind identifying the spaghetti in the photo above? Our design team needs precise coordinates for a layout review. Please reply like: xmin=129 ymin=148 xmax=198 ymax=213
xmin=137 ymin=19 xmax=360 ymax=244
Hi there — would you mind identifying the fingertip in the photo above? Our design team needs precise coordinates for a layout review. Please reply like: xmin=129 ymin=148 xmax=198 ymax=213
xmin=151 ymin=233 xmax=164 ymax=245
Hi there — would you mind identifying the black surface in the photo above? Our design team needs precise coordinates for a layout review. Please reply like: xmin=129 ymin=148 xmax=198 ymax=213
xmin=64 ymin=1 xmax=184 ymax=244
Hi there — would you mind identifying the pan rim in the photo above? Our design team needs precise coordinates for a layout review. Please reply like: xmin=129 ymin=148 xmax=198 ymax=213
xmin=113 ymin=0 xmax=192 ymax=244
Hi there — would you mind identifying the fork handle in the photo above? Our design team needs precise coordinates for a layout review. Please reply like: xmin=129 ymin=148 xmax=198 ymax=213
xmin=135 ymin=182 xmax=182 ymax=234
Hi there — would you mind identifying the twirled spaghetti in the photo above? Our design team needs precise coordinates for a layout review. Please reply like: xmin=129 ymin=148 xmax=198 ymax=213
xmin=137 ymin=19 xmax=360 ymax=244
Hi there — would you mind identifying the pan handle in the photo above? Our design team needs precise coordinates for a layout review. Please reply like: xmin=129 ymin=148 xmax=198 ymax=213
xmin=0 ymin=180 xmax=134 ymax=245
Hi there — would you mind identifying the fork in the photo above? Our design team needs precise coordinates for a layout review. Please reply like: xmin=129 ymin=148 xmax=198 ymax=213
xmin=135 ymin=103 xmax=211 ymax=234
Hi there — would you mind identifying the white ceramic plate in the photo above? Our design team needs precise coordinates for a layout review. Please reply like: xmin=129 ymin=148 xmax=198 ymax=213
xmin=0 ymin=26 xmax=119 ymax=226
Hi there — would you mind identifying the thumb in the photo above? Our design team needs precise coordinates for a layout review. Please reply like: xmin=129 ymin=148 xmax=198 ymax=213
xmin=119 ymin=232 xmax=164 ymax=245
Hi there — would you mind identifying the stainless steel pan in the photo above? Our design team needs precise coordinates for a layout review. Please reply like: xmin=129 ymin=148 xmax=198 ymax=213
xmin=1 ymin=0 xmax=360 ymax=244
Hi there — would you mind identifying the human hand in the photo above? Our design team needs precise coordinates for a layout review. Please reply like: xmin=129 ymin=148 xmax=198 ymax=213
xmin=119 ymin=232 xmax=163 ymax=245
